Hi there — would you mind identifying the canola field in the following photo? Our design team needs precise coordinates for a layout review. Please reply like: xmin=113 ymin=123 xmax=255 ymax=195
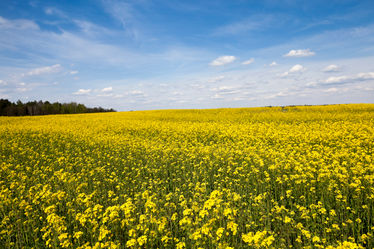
xmin=0 ymin=104 xmax=374 ymax=249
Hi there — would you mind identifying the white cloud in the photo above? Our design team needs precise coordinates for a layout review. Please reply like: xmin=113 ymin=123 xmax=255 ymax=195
xmin=44 ymin=7 xmax=68 ymax=19
xmin=264 ymin=91 xmax=291 ymax=99
xmin=281 ymin=64 xmax=306 ymax=77
xmin=73 ymin=20 xmax=115 ymax=37
xmin=0 ymin=16 xmax=39 ymax=30
xmin=242 ymin=58 xmax=254 ymax=65
xmin=269 ymin=61 xmax=277 ymax=66
xmin=0 ymin=80 xmax=6 ymax=85
xmin=323 ymin=64 xmax=339 ymax=72
xmin=323 ymin=87 xmax=338 ymax=93
xmin=211 ymin=93 xmax=224 ymax=99
xmin=73 ymin=89 xmax=91 ymax=95
xmin=289 ymin=64 xmax=305 ymax=73
xmin=206 ymin=75 xmax=225 ymax=83
xmin=171 ymin=91 xmax=183 ymax=96
xmin=284 ymin=49 xmax=315 ymax=57
xmin=25 ymin=64 xmax=62 ymax=76
xmin=281 ymin=72 xmax=288 ymax=77
xmin=97 ymin=93 xmax=114 ymax=97
xmin=212 ymin=86 xmax=234 ymax=92
xmin=325 ymin=76 xmax=349 ymax=84
xmin=210 ymin=56 xmax=236 ymax=66
xmin=102 ymin=86 xmax=113 ymax=92
xmin=16 ymin=87 xmax=29 ymax=92
xmin=324 ymin=72 xmax=374 ymax=84
xmin=357 ymin=72 xmax=374 ymax=80
xmin=70 ymin=70 xmax=79 ymax=75
xmin=305 ymin=81 xmax=317 ymax=87
xmin=128 ymin=90 xmax=144 ymax=96
xmin=210 ymin=86 xmax=241 ymax=95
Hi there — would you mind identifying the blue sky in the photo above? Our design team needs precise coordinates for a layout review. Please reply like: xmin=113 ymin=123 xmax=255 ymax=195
xmin=0 ymin=0 xmax=374 ymax=110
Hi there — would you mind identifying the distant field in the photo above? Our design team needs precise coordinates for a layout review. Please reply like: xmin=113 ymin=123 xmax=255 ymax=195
xmin=1 ymin=104 xmax=373 ymax=248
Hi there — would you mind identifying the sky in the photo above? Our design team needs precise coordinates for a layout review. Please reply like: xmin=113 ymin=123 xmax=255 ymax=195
xmin=0 ymin=0 xmax=374 ymax=111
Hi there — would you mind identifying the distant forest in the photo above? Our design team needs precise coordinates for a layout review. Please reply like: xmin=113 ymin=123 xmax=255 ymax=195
xmin=0 ymin=99 xmax=116 ymax=116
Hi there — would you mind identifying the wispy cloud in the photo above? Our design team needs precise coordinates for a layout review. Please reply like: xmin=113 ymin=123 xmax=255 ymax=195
xmin=324 ymin=72 xmax=374 ymax=84
xmin=73 ymin=20 xmax=116 ymax=38
xmin=211 ymin=93 xmax=224 ymax=99
xmin=0 ymin=17 xmax=119 ymax=65
xmin=264 ymin=91 xmax=293 ymax=99
xmin=0 ymin=15 xmax=213 ymax=102
xmin=44 ymin=7 xmax=68 ymax=19
xmin=101 ymin=86 xmax=113 ymax=92
xmin=211 ymin=86 xmax=240 ymax=95
xmin=210 ymin=56 xmax=236 ymax=66
xmin=0 ymin=16 xmax=142 ymax=67
xmin=16 ymin=87 xmax=30 ymax=92
xmin=242 ymin=58 xmax=254 ymax=65
xmin=323 ymin=64 xmax=339 ymax=72
xmin=0 ymin=16 xmax=39 ymax=30
xmin=209 ymin=75 xmax=225 ymax=83
xmin=212 ymin=14 xmax=276 ymax=36
xmin=24 ymin=64 xmax=62 ymax=76
xmin=284 ymin=49 xmax=315 ymax=57
xmin=323 ymin=87 xmax=338 ymax=93
xmin=101 ymin=0 xmax=140 ymax=39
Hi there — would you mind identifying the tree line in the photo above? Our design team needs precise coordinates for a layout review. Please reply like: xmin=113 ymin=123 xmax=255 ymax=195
xmin=0 ymin=99 xmax=116 ymax=116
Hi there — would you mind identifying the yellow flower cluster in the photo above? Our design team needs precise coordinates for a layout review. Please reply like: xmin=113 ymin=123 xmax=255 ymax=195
xmin=0 ymin=104 xmax=373 ymax=248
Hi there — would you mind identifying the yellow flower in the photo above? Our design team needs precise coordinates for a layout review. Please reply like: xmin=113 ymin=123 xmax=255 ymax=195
xmin=312 ymin=236 xmax=320 ymax=243
xmin=227 ymin=221 xmax=238 ymax=235
xmin=126 ymin=239 xmax=137 ymax=248
xmin=137 ymin=235 xmax=147 ymax=246
xmin=98 ymin=226 xmax=110 ymax=241
xmin=216 ymin=227 xmax=224 ymax=239
xmin=176 ymin=242 xmax=186 ymax=249
xmin=284 ymin=216 xmax=292 ymax=224
xmin=73 ymin=231 xmax=83 ymax=240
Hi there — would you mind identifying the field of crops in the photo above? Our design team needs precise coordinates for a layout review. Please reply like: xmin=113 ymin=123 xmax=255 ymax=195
xmin=0 ymin=104 xmax=373 ymax=248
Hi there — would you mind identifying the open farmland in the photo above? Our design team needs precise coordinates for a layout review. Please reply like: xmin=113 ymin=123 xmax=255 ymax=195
xmin=0 ymin=104 xmax=374 ymax=248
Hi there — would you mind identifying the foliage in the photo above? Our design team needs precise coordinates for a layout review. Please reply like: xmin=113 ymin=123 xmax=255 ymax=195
xmin=0 ymin=104 xmax=373 ymax=248
xmin=0 ymin=99 xmax=115 ymax=116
